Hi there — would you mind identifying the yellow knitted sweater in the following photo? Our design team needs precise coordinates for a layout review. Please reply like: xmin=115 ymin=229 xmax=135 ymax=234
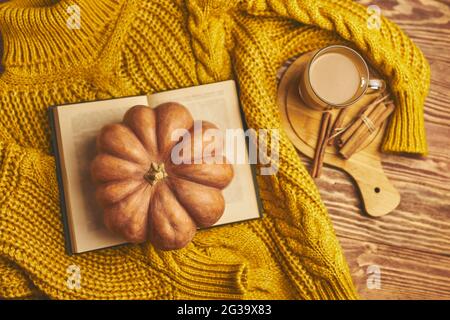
xmin=0 ymin=0 xmax=429 ymax=299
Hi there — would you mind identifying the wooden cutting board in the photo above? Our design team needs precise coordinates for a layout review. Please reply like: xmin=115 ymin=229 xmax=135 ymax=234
xmin=277 ymin=53 xmax=400 ymax=217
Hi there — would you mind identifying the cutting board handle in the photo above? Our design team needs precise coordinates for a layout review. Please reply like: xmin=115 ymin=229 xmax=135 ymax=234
xmin=346 ymin=162 xmax=400 ymax=217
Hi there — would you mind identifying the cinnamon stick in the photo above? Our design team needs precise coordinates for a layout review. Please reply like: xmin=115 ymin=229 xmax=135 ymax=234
xmin=328 ymin=108 xmax=348 ymax=146
xmin=311 ymin=111 xmax=333 ymax=178
xmin=339 ymin=102 xmax=395 ymax=159
xmin=337 ymin=94 xmax=389 ymax=147
xmin=316 ymin=117 xmax=333 ymax=177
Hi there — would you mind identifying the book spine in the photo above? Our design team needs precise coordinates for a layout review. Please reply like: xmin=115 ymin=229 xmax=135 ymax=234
xmin=47 ymin=106 xmax=74 ymax=255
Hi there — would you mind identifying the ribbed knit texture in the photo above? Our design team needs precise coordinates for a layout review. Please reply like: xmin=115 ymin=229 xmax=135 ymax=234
xmin=0 ymin=0 xmax=429 ymax=299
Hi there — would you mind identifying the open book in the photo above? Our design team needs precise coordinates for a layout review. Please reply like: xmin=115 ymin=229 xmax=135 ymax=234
xmin=49 ymin=80 xmax=262 ymax=254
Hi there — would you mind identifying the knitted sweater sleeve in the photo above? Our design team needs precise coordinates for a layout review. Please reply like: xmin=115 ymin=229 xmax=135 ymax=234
xmin=244 ymin=0 xmax=431 ymax=154
xmin=0 ymin=140 xmax=58 ymax=210
xmin=0 ymin=136 xmax=61 ymax=298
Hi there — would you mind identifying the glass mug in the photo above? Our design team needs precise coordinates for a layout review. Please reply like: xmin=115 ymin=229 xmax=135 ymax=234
xmin=298 ymin=45 xmax=385 ymax=110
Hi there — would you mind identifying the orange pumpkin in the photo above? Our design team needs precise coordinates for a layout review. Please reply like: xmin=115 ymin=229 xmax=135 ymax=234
xmin=91 ymin=102 xmax=233 ymax=250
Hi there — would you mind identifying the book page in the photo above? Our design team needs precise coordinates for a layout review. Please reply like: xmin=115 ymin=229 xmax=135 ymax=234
xmin=56 ymin=96 xmax=147 ymax=253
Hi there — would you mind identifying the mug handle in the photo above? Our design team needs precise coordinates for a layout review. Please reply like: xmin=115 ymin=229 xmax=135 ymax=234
xmin=367 ymin=78 xmax=386 ymax=93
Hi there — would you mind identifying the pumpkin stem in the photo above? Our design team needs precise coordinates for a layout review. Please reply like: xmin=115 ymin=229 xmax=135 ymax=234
xmin=144 ymin=162 xmax=168 ymax=186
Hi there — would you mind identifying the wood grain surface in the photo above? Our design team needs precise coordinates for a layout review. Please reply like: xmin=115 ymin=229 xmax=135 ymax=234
xmin=322 ymin=0 xmax=450 ymax=299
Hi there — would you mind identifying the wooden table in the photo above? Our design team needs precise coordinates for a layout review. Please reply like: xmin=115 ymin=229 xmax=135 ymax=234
xmin=314 ymin=0 xmax=450 ymax=299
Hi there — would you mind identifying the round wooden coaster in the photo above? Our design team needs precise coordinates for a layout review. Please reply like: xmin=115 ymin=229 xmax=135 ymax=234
xmin=277 ymin=53 xmax=400 ymax=217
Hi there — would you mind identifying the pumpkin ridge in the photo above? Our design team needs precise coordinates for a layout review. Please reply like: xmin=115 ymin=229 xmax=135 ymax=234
xmin=123 ymin=106 xmax=160 ymax=158
xmin=166 ymin=174 xmax=222 ymax=192
xmin=91 ymin=153 xmax=147 ymax=183
xmin=164 ymin=162 xmax=232 ymax=189
xmin=166 ymin=175 xmax=225 ymax=227
xmin=166 ymin=120 xmax=226 ymax=167
xmin=104 ymin=183 xmax=152 ymax=242
xmin=100 ymin=152 xmax=149 ymax=171
xmin=158 ymin=121 xmax=196 ymax=165
xmin=152 ymin=182 xmax=178 ymax=235
xmin=154 ymin=102 xmax=194 ymax=161
xmin=125 ymin=124 xmax=160 ymax=161
xmin=165 ymin=153 xmax=233 ymax=189
xmin=97 ymin=179 xmax=148 ymax=206
xmin=104 ymin=182 xmax=149 ymax=211
xmin=147 ymin=181 xmax=197 ymax=250
xmin=98 ymin=123 xmax=151 ymax=167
